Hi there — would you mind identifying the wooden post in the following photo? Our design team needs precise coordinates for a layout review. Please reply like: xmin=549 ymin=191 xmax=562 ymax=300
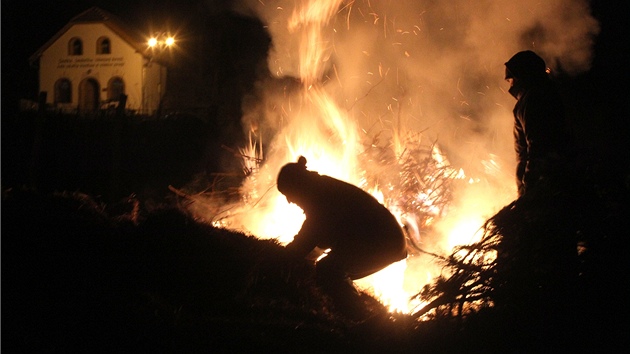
xmin=29 ymin=91 xmax=47 ymax=190
xmin=110 ymin=94 xmax=127 ymax=200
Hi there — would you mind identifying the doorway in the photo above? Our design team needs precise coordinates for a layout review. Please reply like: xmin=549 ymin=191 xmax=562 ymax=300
xmin=79 ymin=78 xmax=100 ymax=113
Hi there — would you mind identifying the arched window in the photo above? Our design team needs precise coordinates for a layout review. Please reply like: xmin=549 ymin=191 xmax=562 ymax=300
xmin=97 ymin=37 xmax=111 ymax=54
xmin=54 ymin=78 xmax=72 ymax=104
xmin=108 ymin=77 xmax=125 ymax=101
xmin=68 ymin=37 xmax=83 ymax=55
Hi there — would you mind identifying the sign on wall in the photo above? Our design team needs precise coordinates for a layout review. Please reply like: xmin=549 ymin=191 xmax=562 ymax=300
xmin=57 ymin=57 xmax=125 ymax=69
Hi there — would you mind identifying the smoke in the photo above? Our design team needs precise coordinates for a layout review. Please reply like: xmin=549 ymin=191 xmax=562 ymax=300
xmin=217 ymin=0 xmax=600 ymax=305
xmin=234 ymin=0 xmax=599 ymax=180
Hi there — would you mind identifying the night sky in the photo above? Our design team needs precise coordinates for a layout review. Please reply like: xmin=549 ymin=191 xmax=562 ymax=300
xmin=2 ymin=0 xmax=629 ymax=159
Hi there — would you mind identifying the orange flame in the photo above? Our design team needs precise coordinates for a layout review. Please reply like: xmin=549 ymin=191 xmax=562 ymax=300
xmin=200 ymin=0 xmax=516 ymax=315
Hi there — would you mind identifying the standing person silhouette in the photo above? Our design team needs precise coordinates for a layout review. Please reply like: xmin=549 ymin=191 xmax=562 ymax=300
xmin=504 ymin=50 xmax=573 ymax=197
xmin=502 ymin=51 xmax=579 ymax=323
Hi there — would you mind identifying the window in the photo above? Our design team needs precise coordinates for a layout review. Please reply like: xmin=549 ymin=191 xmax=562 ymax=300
xmin=68 ymin=37 xmax=83 ymax=55
xmin=97 ymin=37 xmax=111 ymax=54
xmin=108 ymin=77 xmax=125 ymax=101
xmin=54 ymin=78 xmax=72 ymax=103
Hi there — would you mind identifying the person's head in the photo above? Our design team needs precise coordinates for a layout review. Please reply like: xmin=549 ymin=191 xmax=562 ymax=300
xmin=504 ymin=50 xmax=548 ymax=99
xmin=277 ymin=156 xmax=310 ymax=205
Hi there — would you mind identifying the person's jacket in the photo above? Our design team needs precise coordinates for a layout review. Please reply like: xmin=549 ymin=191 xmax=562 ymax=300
xmin=284 ymin=171 xmax=407 ymax=277
xmin=513 ymin=78 xmax=572 ymax=195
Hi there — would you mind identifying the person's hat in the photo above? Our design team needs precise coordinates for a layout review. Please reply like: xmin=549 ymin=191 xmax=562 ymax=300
xmin=504 ymin=50 xmax=547 ymax=80
xmin=277 ymin=156 xmax=308 ymax=195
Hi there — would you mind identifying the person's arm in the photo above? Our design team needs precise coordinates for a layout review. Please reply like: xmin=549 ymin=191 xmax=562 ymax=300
xmin=285 ymin=219 xmax=318 ymax=259
xmin=514 ymin=115 xmax=527 ymax=196
xmin=522 ymin=90 xmax=564 ymax=189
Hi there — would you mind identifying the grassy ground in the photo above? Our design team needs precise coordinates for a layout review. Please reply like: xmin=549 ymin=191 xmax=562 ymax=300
xmin=2 ymin=181 xmax=628 ymax=352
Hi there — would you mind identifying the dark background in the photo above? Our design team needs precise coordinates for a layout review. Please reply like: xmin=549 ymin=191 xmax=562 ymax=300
xmin=2 ymin=0 xmax=629 ymax=200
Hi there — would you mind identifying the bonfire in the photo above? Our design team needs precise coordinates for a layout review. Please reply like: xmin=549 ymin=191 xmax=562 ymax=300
xmin=174 ymin=0 xmax=520 ymax=314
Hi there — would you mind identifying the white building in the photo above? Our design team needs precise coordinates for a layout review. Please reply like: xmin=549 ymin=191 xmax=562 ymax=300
xmin=29 ymin=7 xmax=169 ymax=116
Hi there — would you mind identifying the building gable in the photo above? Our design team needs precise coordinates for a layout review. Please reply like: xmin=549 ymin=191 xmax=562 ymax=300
xmin=29 ymin=7 xmax=148 ymax=65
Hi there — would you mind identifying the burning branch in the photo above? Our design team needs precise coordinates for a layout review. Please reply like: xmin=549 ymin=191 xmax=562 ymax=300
xmin=411 ymin=215 xmax=501 ymax=319
xmin=359 ymin=132 xmax=467 ymax=253
xmin=411 ymin=181 xmax=586 ymax=320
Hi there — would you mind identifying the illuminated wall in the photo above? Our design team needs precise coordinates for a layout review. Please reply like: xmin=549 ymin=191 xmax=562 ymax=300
xmin=34 ymin=12 xmax=165 ymax=115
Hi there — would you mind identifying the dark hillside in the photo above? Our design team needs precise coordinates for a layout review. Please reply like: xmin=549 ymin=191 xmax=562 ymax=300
xmin=1 ymin=111 xmax=220 ymax=202
xmin=1 ymin=189 xmax=383 ymax=352
xmin=2 ymin=184 xmax=629 ymax=352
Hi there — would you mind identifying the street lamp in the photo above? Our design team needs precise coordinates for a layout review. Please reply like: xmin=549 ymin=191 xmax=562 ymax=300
xmin=144 ymin=33 xmax=175 ymax=116
xmin=148 ymin=34 xmax=175 ymax=51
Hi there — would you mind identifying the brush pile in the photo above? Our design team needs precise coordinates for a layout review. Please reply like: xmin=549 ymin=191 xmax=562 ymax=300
xmin=412 ymin=168 xmax=630 ymax=349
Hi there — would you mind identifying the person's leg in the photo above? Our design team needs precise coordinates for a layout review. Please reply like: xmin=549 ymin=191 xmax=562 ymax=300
xmin=316 ymin=254 xmax=367 ymax=318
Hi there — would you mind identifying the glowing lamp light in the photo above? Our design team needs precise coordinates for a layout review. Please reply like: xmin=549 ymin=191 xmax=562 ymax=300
xmin=147 ymin=34 xmax=175 ymax=48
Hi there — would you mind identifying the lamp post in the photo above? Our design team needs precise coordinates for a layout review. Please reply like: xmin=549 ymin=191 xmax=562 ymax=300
xmin=145 ymin=33 xmax=175 ymax=116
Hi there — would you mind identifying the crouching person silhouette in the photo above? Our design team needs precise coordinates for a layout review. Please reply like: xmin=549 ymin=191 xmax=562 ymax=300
xmin=277 ymin=156 xmax=408 ymax=318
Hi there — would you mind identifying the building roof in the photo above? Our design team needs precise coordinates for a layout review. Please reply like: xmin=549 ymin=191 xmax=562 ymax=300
xmin=29 ymin=6 xmax=150 ymax=65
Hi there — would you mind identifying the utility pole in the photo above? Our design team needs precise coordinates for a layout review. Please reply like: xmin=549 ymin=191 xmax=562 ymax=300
xmin=110 ymin=94 xmax=127 ymax=200
xmin=29 ymin=91 xmax=47 ymax=190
